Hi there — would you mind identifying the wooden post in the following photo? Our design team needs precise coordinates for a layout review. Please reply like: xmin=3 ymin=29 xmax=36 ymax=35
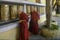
xmin=46 ymin=0 xmax=52 ymax=27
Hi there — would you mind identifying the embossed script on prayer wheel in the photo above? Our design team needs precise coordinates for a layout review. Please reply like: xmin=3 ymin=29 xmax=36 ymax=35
xmin=1 ymin=5 xmax=9 ymax=21
xmin=10 ymin=5 xmax=17 ymax=20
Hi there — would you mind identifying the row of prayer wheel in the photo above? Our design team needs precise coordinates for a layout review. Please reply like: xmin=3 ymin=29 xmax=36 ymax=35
xmin=0 ymin=4 xmax=44 ymax=22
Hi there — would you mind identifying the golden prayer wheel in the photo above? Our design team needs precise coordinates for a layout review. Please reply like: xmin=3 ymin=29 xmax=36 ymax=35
xmin=34 ymin=6 xmax=38 ymax=11
xmin=26 ymin=6 xmax=31 ymax=15
xmin=10 ymin=5 xmax=17 ymax=20
xmin=30 ymin=6 xmax=35 ymax=11
xmin=1 ymin=5 xmax=9 ymax=21
xmin=17 ymin=5 xmax=24 ymax=18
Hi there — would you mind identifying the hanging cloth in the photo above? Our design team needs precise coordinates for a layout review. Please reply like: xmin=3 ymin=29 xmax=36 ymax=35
xmin=29 ymin=10 xmax=40 ymax=35
xmin=19 ymin=12 xmax=29 ymax=40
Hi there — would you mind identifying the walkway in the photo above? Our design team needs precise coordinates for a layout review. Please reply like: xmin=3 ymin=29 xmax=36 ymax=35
xmin=29 ymin=17 xmax=60 ymax=40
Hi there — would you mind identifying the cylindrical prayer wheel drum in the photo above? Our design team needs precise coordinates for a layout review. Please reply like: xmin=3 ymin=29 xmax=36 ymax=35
xmin=10 ymin=5 xmax=17 ymax=20
xmin=1 ymin=5 xmax=9 ymax=21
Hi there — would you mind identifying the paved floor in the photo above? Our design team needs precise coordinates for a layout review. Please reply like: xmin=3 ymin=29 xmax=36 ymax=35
xmin=29 ymin=17 xmax=60 ymax=40
xmin=52 ymin=17 xmax=60 ymax=39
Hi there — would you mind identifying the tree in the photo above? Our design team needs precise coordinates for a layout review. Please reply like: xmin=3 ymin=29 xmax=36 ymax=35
xmin=46 ymin=0 xmax=52 ymax=27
